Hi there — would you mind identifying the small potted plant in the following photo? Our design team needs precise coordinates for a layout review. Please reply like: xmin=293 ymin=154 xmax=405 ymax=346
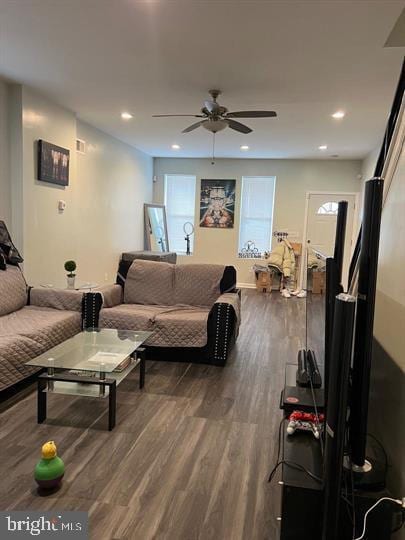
xmin=64 ymin=260 xmax=77 ymax=289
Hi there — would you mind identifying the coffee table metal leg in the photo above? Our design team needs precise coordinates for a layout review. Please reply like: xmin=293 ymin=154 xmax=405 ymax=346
xmin=138 ymin=347 xmax=146 ymax=389
xmin=99 ymin=362 xmax=106 ymax=397
xmin=38 ymin=378 xmax=47 ymax=423
xmin=108 ymin=381 xmax=116 ymax=431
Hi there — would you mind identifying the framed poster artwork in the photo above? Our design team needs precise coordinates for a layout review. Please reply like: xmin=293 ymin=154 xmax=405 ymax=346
xmin=200 ymin=179 xmax=235 ymax=228
xmin=37 ymin=140 xmax=70 ymax=186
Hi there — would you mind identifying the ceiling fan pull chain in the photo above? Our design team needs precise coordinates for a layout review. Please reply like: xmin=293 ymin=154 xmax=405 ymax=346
xmin=211 ymin=133 xmax=216 ymax=165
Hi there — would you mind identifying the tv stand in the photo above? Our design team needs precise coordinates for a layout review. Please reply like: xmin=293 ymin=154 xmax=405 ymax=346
xmin=279 ymin=359 xmax=324 ymax=539
xmin=278 ymin=360 xmax=394 ymax=539
xmin=279 ymin=428 xmax=323 ymax=539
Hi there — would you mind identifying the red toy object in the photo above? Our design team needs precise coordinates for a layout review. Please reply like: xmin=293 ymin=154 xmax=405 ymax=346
xmin=287 ymin=410 xmax=325 ymax=439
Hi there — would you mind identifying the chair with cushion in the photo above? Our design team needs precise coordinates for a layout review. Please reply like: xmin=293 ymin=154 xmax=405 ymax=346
xmin=84 ymin=260 xmax=241 ymax=366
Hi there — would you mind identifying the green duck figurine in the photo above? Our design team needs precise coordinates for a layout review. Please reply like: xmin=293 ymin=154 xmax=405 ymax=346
xmin=34 ymin=441 xmax=65 ymax=490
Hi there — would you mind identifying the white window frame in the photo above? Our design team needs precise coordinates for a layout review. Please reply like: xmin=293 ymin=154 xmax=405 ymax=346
xmin=238 ymin=176 xmax=276 ymax=257
xmin=164 ymin=174 xmax=196 ymax=255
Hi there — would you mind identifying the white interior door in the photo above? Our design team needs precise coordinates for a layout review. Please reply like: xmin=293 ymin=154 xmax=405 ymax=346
xmin=306 ymin=193 xmax=357 ymax=289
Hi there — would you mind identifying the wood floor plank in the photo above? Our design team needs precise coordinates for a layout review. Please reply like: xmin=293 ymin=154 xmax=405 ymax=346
xmin=0 ymin=290 xmax=307 ymax=539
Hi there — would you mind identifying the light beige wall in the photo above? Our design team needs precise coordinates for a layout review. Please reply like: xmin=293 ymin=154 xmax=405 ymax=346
xmin=358 ymin=146 xmax=380 ymax=218
xmin=8 ymin=84 xmax=23 ymax=251
xmin=75 ymin=121 xmax=153 ymax=284
xmin=154 ymin=158 xmax=361 ymax=285
xmin=374 ymin=130 xmax=405 ymax=370
xmin=0 ymin=79 xmax=10 ymax=225
xmin=360 ymin=105 xmax=405 ymax=367
xmin=8 ymin=85 xmax=153 ymax=285
xmin=21 ymin=86 xmax=78 ymax=285
xmin=367 ymin=109 xmax=404 ymax=501
xmin=361 ymin=146 xmax=380 ymax=182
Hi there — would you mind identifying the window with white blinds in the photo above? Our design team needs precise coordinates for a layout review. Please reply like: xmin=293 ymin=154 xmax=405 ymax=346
xmin=239 ymin=176 xmax=276 ymax=254
xmin=164 ymin=174 xmax=196 ymax=254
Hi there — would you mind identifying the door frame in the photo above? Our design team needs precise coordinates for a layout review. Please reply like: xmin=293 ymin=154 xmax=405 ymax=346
xmin=299 ymin=191 xmax=360 ymax=290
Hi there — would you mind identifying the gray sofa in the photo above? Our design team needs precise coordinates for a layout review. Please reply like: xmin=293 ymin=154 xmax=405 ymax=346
xmin=0 ymin=265 xmax=83 ymax=391
xmin=86 ymin=260 xmax=241 ymax=366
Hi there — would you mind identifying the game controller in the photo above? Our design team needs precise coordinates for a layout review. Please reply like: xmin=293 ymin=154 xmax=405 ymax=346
xmin=287 ymin=410 xmax=325 ymax=439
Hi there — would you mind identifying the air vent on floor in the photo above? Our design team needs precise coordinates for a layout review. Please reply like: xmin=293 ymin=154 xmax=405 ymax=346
xmin=76 ymin=139 xmax=86 ymax=154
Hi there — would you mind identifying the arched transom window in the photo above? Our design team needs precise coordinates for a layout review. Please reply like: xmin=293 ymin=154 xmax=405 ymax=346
xmin=317 ymin=202 xmax=339 ymax=215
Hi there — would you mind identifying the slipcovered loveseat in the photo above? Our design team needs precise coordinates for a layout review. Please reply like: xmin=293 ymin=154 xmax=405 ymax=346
xmin=0 ymin=265 xmax=83 ymax=391
xmin=84 ymin=260 xmax=240 ymax=366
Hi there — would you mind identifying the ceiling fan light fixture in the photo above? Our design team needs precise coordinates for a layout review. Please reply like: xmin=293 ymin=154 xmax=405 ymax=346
xmin=202 ymin=119 xmax=228 ymax=133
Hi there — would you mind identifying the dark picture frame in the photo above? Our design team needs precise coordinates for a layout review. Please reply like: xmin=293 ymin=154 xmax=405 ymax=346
xmin=200 ymin=179 xmax=235 ymax=228
xmin=37 ymin=140 xmax=70 ymax=186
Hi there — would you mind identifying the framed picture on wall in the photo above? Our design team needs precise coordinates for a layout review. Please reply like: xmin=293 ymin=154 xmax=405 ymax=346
xmin=37 ymin=140 xmax=70 ymax=186
xmin=200 ymin=179 xmax=235 ymax=228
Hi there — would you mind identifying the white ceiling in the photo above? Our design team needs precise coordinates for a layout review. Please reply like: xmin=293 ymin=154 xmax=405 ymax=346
xmin=0 ymin=0 xmax=404 ymax=159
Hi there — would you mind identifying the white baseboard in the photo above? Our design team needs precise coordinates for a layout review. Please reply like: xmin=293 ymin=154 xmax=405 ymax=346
xmin=237 ymin=282 xmax=280 ymax=291
xmin=237 ymin=282 xmax=256 ymax=289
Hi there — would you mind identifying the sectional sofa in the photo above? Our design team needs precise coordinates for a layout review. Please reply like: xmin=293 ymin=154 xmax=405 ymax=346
xmin=0 ymin=265 xmax=83 ymax=391
xmin=0 ymin=256 xmax=241 ymax=392
xmin=84 ymin=259 xmax=241 ymax=366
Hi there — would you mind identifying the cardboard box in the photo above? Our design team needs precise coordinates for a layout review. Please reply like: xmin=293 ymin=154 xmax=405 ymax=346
xmin=290 ymin=242 xmax=302 ymax=256
xmin=256 ymin=271 xmax=272 ymax=292
xmin=312 ymin=270 xmax=326 ymax=294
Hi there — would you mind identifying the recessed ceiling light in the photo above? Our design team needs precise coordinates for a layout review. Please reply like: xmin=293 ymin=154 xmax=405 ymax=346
xmin=240 ymin=145 xmax=249 ymax=151
xmin=171 ymin=144 xmax=180 ymax=150
xmin=319 ymin=145 xmax=328 ymax=150
xmin=331 ymin=110 xmax=345 ymax=119
xmin=121 ymin=112 xmax=133 ymax=120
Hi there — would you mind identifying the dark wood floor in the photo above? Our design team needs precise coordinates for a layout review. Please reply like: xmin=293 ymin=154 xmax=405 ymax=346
xmin=0 ymin=289 xmax=309 ymax=540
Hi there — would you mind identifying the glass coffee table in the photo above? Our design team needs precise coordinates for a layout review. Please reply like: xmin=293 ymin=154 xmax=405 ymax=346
xmin=26 ymin=328 xmax=152 ymax=430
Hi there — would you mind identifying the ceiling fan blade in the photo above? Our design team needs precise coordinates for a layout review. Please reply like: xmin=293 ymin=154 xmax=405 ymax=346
xmin=226 ymin=111 xmax=277 ymax=118
xmin=153 ymin=114 xmax=205 ymax=117
xmin=226 ymin=119 xmax=252 ymax=134
xmin=182 ymin=120 xmax=206 ymax=133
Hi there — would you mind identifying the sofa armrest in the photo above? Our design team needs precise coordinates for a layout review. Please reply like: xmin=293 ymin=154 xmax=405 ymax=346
xmin=29 ymin=287 xmax=84 ymax=312
xmin=82 ymin=284 xmax=123 ymax=329
xmin=207 ymin=292 xmax=241 ymax=366
xmin=95 ymin=284 xmax=123 ymax=307
xmin=215 ymin=291 xmax=241 ymax=323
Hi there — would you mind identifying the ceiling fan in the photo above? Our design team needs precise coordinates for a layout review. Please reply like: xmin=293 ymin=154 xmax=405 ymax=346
xmin=153 ymin=89 xmax=277 ymax=134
